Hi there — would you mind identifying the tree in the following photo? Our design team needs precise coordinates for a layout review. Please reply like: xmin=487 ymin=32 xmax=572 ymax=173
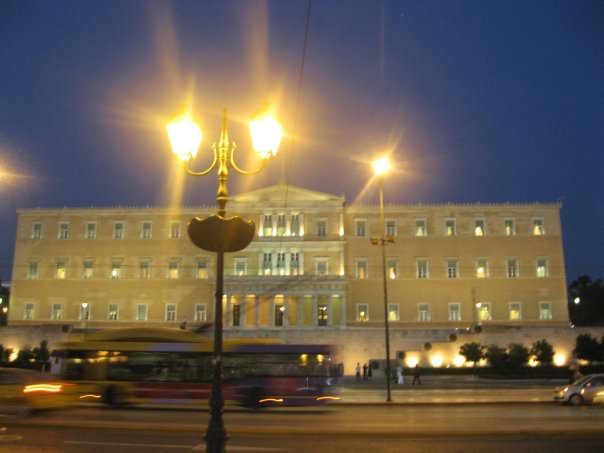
xmin=574 ymin=334 xmax=602 ymax=363
xmin=568 ymin=275 xmax=604 ymax=326
xmin=530 ymin=339 xmax=554 ymax=365
xmin=459 ymin=342 xmax=485 ymax=367
xmin=485 ymin=345 xmax=508 ymax=369
xmin=32 ymin=340 xmax=50 ymax=364
xmin=507 ymin=343 xmax=530 ymax=368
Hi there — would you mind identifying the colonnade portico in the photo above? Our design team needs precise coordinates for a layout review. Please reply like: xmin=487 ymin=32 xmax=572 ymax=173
xmin=223 ymin=282 xmax=346 ymax=330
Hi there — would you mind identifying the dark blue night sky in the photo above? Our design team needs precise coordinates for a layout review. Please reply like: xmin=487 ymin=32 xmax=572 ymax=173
xmin=0 ymin=0 xmax=602 ymax=282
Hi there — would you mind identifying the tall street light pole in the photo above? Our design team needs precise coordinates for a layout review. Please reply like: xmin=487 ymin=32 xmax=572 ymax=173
xmin=371 ymin=156 xmax=393 ymax=402
xmin=167 ymin=107 xmax=283 ymax=453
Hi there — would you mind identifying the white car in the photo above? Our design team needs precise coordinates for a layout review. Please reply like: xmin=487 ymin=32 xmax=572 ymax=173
xmin=554 ymin=374 xmax=604 ymax=405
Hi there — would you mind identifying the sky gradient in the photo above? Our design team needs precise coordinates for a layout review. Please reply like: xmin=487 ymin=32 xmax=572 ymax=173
xmin=0 ymin=0 xmax=602 ymax=282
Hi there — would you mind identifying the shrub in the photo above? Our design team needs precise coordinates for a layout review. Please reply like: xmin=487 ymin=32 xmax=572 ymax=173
xmin=530 ymin=339 xmax=554 ymax=365
xmin=574 ymin=334 xmax=602 ymax=363
xmin=459 ymin=342 xmax=485 ymax=366
xmin=485 ymin=345 xmax=508 ymax=369
xmin=507 ymin=343 xmax=530 ymax=368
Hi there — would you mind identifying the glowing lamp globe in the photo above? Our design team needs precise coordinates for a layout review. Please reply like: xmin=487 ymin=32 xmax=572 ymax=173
xmin=249 ymin=109 xmax=283 ymax=159
xmin=167 ymin=115 xmax=202 ymax=161
xmin=372 ymin=157 xmax=391 ymax=176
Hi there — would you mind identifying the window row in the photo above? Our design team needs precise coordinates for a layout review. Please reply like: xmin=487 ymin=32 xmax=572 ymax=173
xmin=352 ymin=218 xmax=547 ymax=238
xmin=30 ymin=220 xmax=182 ymax=240
xmin=354 ymin=257 xmax=550 ymax=279
xmin=23 ymin=302 xmax=208 ymax=322
xmin=27 ymin=260 xmax=210 ymax=280
xmin=355 ymin=301 xmax=554 ymax=322
xmin=29 ymin=217 xmax=549 ymax=241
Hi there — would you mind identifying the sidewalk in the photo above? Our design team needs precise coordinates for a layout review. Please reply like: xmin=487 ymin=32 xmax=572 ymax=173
xmin=333 ymin=375 xmax=563 ymax=404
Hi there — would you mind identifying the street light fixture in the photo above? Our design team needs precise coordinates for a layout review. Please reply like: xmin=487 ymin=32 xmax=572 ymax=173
xmin=371 ymin=156 xmax=393 ymax=402
xmin=167 ymin=106 xmax=282 ymax=453
xmin=80 ymin=302 xmax=89 ymax=331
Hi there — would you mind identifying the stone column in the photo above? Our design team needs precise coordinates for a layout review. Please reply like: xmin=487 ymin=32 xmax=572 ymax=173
xmin=283 ymin=296 xmax=289 ymax=327
xmin=312 ymin=295 xmax=318 ymax=328
xmin=340 ymin=293 xmax=347 ymax=327
xmin=239 ymin=295 xmax=246 ymax=328
xmin=255 ymin=295 xmax=260 ymax=328
xmin=327 ymin=295 xmax=334 ymax=327
xmin=298 ymin=295 xmax=305 ymax=326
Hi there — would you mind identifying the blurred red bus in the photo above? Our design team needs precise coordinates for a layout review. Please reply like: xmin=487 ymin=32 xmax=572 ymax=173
xmin=51 ymin=328 xmax=339 ymax=409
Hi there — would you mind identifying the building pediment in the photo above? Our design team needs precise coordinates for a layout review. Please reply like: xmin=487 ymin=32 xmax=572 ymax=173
xmin=231 ymin=184 xmax=345 ymax=205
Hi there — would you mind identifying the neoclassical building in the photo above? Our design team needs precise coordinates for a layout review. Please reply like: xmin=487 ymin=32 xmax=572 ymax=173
xmin=8 ymin=184 xmax=570 ymax=368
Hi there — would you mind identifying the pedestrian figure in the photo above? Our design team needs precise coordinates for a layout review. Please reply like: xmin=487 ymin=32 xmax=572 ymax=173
xmin=355 ymin=362 xmax=361 ymax=382
xmin=412 ymin=364 xmax=421 ymax=385
xmin=396 ymin=365 xmax=404 ymax=384
xmin=362 ymin=363 xmax=368 ymax=381
xmin=367 ymin=362 xmax=373 ymax=379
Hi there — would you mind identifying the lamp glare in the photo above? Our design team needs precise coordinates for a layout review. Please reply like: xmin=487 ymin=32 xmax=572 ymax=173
xmin=167 ymin=115 xmax=202 ymax=161
xmin=372 ymin=157 xmax=391 ymax=176
xmin=249 ymin=110 xmax=283 ymax=159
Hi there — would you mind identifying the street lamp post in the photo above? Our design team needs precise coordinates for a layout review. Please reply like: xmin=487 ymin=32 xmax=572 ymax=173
xmin=371 ymin=157 xmax=393 ymax=402
xmin=167 ymin=107 xmax=282 ymax=453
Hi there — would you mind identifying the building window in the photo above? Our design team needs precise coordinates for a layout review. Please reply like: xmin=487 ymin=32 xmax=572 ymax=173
xmin=317 ymin=220 xmax=327 ymax=237
xmin=539 ymin=302 xmax=552 ymax=321
xmin=277 ymin=215 xmax=286 ymax=236
xmin=263 ymin=214 xmax=273 ymax=236
xmin=418 ymin=304 xmax=431 ymax=322
xmin=262 ymin=253 xmax=272 ymax=276
xmin=447 ymin=259 xmax=459 ymax=279
xmin=234 ymin=258 xmax=247 ymax=276
xmin=445 ymin=219 xmax=456 ymax=236
xmin=290 ymin=214 xmax=300 ymax=236
xmin=83 ymin=260 xmax=94 ymax=279
xmin=355 ymin=259 xmax=368 ymax=280
xmin=27 ymin=262 xmax=39 ymax=279
xmin=136 ymin=304 xmax=148 ymax=321
xmin=111 ymin=261 xmax=122 ymax=279
xmin=533 ymin=219 xmax=545 ymax=236
xmin=231 ymin=302 xmax=241 ymax=327
xmin=51 ymin=303 xmax=62 ymax=320
xmin=315 ymin=258 xmax=328 ymax=276
xmin=290 ymin=252 xmax=300 ymax=275
xmin=170 ymin=222 xmax=181 ymax=239
xmin=448 ymin=303 xmax=461 ymax=321
xmin=357 ymin=304 xmax=369 ymax=322
xmin=194 ymin=304 xmax=207 ymax=322
xmin=318 ymin=304 xmax=328 ymax=326
xmin=509 ymin=302 xmax=522 ymax=321
xmin=536 ymin=259 xmax=548 ymax=278
xmin=355 ymin=220 xmax=366 ymax=237
xmin=476 ymin=259 xmax=488 ymax=279
xmin=386 ymin=220 xmax=397 ymax=238
xmin=415 ymin=219 xmax=427 ymax=237
xmin=139 ymin=261 xmax=151 ymax=280
xmin=274 ymin=303 xmax=284 ymax=327
xmin=32 ymin=223 xmax=42 ymax=240
xmin=85 ymin=222 xmax=97 ymax=240
xmin=108 ymin=304 xmax=119 ymax=321
xmin=506 ymin=259 xmax=519 ymax=278
xmin=58 ymin=223 xmax=70 ymax=239
xmin=474 ymin=219 xmax=485 ymax=236
xmin=24 ymin=303 xmax=35 ymax=320
xmin=168 ymin=261 xmax=179 ymax=279
xmin=166 ymin=304 xmax=177 ymax=321
xmin=477 ymin=303 xmax=492 ymax=321
xmin=55 ymin=261 xmax=67 ymax=280
xmin=141 ymin=222 xmax=152 ymax=239
xmin=197 ymin=260 xmax=208 ymax=279
xmin=79 ymin=304 xmax=90 ymax=321
xmin=387 ymin=259 xmax=399 ymax=279
xmin=388 ymin=303 xmax=400 ymax=321
xmin=416 ymin=259 xmax=428 ymax=279
xmin=114 ymin=222 xmax=125 ymax=240
xmin=504 ymin=219 xmax=515 ymax=236
xmin=276 ymin=252 xmax=286 ymax=275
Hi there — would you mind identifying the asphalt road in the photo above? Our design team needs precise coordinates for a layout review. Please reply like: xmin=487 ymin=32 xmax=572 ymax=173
xmin=1 ymin=425 xmax=604 ymax=452
xmin=0 ymin=402 xmax=602 ymax=452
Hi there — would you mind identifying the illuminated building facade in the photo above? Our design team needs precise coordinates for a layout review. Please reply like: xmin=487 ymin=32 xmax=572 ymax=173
xmin=9 ymin=184 xmax=569 ymax=367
